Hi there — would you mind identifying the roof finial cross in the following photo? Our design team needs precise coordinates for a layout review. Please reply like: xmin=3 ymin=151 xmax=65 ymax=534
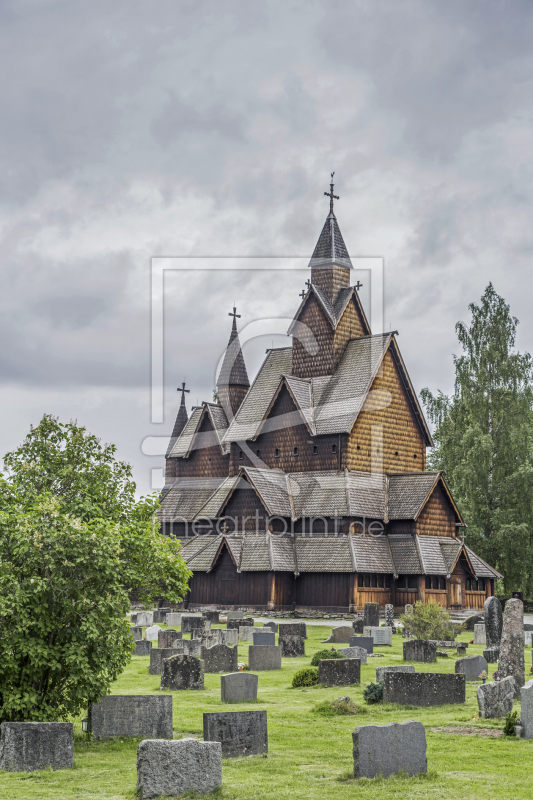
xmin=355 ymin=280 xmax=363 ymax=291
xmin=305 ymin=279 xmax=311 ymax=289
xmin=228 ymin=306 xmax=241 ymax=329
xmin=324 ymin=171 xmax=339 ymax=216
xmin=299 ymin=289 xmax=306 ymax=299
xmin=177 ymin=381 xmax=190 ymax=397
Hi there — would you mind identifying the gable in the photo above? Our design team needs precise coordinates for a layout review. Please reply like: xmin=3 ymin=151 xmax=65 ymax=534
xmin=417 ymin=481 xmax=460 ymax=538
xmin=219 ymin=476 xmax=269 ymax=532
xmin=333 ymin=294 xmax=368 ymax=366
xmin=292 ymin=293 xmax=334 ymax=378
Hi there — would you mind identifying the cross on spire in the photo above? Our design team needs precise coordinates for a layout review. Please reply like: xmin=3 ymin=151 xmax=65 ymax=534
xmin=324 ymin=171 xmax=339 ymax=216
xmin=299 ymin=289 xmax=306 ymax=299
xmin=355 ymin=280 xmax=363 ymax=291
xmin=305 ymin=279 xmax=311 ymax=289
xmin=229 ymin=305 xmax=241 ymax=330
xmin=177 ymin=381 xmax=190 ymax=397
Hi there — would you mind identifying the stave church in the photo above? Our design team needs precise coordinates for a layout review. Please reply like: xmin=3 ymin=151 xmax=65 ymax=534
xmin=159 ymin=180 xmax=501 ymax=612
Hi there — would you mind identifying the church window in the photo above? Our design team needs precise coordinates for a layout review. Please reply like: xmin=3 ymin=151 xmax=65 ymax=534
xmin=293 ymin=446 xmax=299 ymax=457
xmin=479 ymin=578 xmax=485 ymax=591
xmin=256 ymin=449 xmax=261 ymax=457
xmin=313 ymin=445 xmax=318 ymax=455
xmin=466 ymin=578 xmax=471 ymax=590
xmin=357 ymin=445 xmax=360 ymax=450
xmin=239 ymin=450 xmax=244 ymax=460
xmin=331 ymin=444 xmax=337 ymax=454
xmin=275 ymin=448 xmax=280 ymax=458
xmin=395 ymin=451 xmax=399 ymax=456
xmin=413 ymin=453 xmax=417 ymax=459
xmin=396 ymin=575 xmax=418 ymax=590
xmin=425 ymin=576 xmax=431 ymax=590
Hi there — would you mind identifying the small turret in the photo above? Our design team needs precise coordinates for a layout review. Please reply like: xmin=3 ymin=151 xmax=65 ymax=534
xmin=217 ymin=307 xmax=250 ymax=419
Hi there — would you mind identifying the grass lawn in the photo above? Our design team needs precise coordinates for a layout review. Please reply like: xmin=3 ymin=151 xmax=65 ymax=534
xmin=2 ymin=623 xmax=532 ymax=799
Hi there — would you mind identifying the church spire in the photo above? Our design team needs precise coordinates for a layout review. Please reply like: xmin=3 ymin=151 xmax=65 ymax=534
xmin=309 ymin=174 xmax=352 ymax=302
xmin=166 ymin=382 xmax=189 ymax=458
xmin=217 ymin=307 xmax=250 ymax=419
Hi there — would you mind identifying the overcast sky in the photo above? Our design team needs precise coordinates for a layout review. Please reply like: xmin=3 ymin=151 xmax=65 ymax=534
xmin=1 ymin=0 xmax=532 ymax=496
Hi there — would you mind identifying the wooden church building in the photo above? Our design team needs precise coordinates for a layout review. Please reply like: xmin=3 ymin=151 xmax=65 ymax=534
xmin=159 ymin=182 xmax=501 ymax=612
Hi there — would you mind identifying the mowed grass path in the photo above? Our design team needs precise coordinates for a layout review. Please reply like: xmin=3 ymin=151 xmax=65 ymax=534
xmin=2 ymin=624 xmax=532 ymax=799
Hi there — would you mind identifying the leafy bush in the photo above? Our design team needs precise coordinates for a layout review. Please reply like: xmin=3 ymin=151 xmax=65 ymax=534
xmin=400 ymin=601 xmax=456 ymax=641
xmin=363 ymin=681 xmax=384 ymax=704
xmin=310 ymin=648 xmax=346 ymax=666
xmin=503 ymin=710 xmax=519 ymax=736
xmin=313 ymin=697 xmax=367 ymax=716
xmin=292 ymin=667 xmax=319 ymax=688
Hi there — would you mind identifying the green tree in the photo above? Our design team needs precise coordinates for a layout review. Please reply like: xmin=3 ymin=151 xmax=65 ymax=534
xmin=0 ymin=416 xmax=191 ymax=723
xmin=421 ymin=284 xmax=533 ymax=593
xmin=400 ymin=601 xmax=456 ymax=641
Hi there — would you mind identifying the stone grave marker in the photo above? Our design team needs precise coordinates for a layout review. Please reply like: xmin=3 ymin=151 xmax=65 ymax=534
xmin=149 ymin=648 xmax=178 ymax=675
xmin=520 ymin=679 xmax=533 ymax=739
xmin=133 ymin=640 xmax=152 ymax=656
xmin=221 ymin=672 xmax=258 ymax=703
xmin=227 ymin=611 xmax=244 ymax=619
xmin=318 ymin=658 xmax=360 ymax=687
xmin=152 ymin=608 xmax=169 ymax=624
xmin=525 ymin=631 xmax=533 ymax=646
xmin=165 ymin=612 xmax=182 ymax=626
xmin=338 ymin=646 xmax=368 ymax=663
xmin=474 ymin=624 xmax=487 ymax=646
xmin=403 ymin=640 xmax=437 ymax=663
xmin=252 ymin=631 xmax=275 ymax=646
xmin=158 ymin=629 xmax=182 ymax=648
xmin=181 ymin=614 xmax=203 ymax=633
xmin=383 ymin=672 xmax=465 ymax=706
xmin=321 ymin=626 xmax=353 ymax=644
xmin=484 ymin=595 xmax=503 ymax=649
xmin=172 ymin=639 xmax=202 ymax=657
xmin=248 ymin=645 xmax=282 ymax=671
xmin=130 ymin=613 xmax=138 ymax=624
xmin=144 ymin=625 xmax=162 ymax=642
xmin=280 ymin=635 xmax=305 ymax=657
xmin=352 ymin=617 xmax=364 ymax=634
xmin=136 ymin=738 xmax=221 ymax=799
xmin=0 ymin=722 xmax=73 ymax=772
xmin=375 ymin=665 xmax=415 ymax=682
xmin=404 ymin=604 xmax=413 ymax=615
xmin=456 ymin=645 xmax=468 ymax=657
xmin=363 ymin=626 xmax=392 ymax=646
xmin=228 ymin=618 xmax=253 ymax=631
xmin=384 ymin=604 xmax=394 ymax=628
xmin=498 ymin=598 xmax=525 ymax=698
xmin=161 ymin=654 xmax=204 ymax=690
xmin=263 ymin=621 xmax=278 ymax=633
xmin=353 ymin=721 xmax=426 ymax=779
xmin=477 ymin=676 xmax=515 ymax=718
xmin=201 ymin=644 xmax=238 ymax=674
xmin=238 ymin=626 xmax=256 ymax=642
xmin=203 ymin=710 xmax=268 ymax=757
xmin=130 ymin=626 xmax=143 ymax=640
xmin=278 ymin=622 xmax=307 ymax=639
xmin=91 ymin=696 xmax=172 ymax=739
xmin=483 ymin=646 xmax=499 ymax=663
xmin=136 ymin=611 xmax=153 ymax=627
xmin=455 ymin=654 xmax=488 ymax=682
xmin=363 ymin=602 xmax=380 ymax=628
xmin=202 ymin=610 xmax=220 ymax=624
xmin=349 ymin=636 xmax=373 ymax=653
xmin=220 ymin=629 xmax=238 ymax=646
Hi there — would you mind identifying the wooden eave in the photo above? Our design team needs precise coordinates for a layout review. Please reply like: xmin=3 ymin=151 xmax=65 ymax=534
xmin=448 ymin=543 xmax=475 ymax=577
xmin=252 ymin=375 xmax=315 ymax=440
xmin=186 ymin=403 xmax=228 ymax=458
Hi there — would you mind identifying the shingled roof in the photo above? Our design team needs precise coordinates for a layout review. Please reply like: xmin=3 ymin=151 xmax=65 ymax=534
xmin=309 ymin=211 xmax=352 ymax=269
xmin=288 ymin=284 xmax=370 ymax=335
xmin=217 ymin=315 xmax=250 ymax=389
xmin=169 ymin=402 xmax=230 ymax=458
xmin=166 ymin=392 xmax=189 ymax=458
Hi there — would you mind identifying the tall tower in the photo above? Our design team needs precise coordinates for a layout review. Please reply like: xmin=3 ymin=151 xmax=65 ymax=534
xmin=217 ymin=306 xmax=250 ymax=419
xmin=309 ymin=173 xmax=352 ymax=303
xmin=165 ymin=382 xmax=189 ymax=478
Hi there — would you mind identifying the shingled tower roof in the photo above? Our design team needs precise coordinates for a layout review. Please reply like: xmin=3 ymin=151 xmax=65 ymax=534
xmin=218 ymin=310 xmax=250 ymax=390
xmin=166 ymin=385 xmax=189 ymax=457
xmin=309 ymin=211 xmax=353 ymax=270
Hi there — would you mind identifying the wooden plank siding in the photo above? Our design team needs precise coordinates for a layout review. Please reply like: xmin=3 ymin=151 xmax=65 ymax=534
xmin=168 ymin=413 xmax=229 ymax=479
xmin=416 ymin=482 xmax=457 ymax=538
xmin=295 ymin=572 xmax=352 ymax=609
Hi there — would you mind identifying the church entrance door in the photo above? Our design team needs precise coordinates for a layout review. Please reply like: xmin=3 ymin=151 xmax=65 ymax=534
xmin=215 ymin=547 xmax=237 ymax=605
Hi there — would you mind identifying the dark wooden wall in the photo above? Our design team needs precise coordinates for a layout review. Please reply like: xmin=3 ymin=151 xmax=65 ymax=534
xmin=168 ymin=413 xmax=229 ymax=479
xmin=188 ymin=547 xmax=271 ymax=606
xmin=295 ymin=572 xmax=352 ymax=608
xmin=417 ymin=482 xmax=456 ymax=537
xmin=221 ymin=480 xmax=269 ymax=532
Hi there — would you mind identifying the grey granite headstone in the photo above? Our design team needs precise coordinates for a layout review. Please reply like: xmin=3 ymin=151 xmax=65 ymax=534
xmin=158 ymin=629 xmax=182 ymax=648
xmin=263 ymin=621 xmax=278 ymax=633
xmin=181 ymin=614 xmax=202 ymax=633
xmin=318 ymin=658 xmax=360 ymax=686
xmin=363 ymin=602 xmax=380 ymax=628
xmin=349 ymin=636 xmax=373 ymax=653
xmin=133 ymin=640 xmax=152 ymax=656
xmin=136 ymin=738 xmax=221 ymax=799
xmin=238 ymin=626 xmax=256 ymax=642
xmin=383 ymin=672 xmax=465 ymax=706
xmin=280 ymin=635 xmax=305 ymax=657
xmin=364 ymin=626 xmax=392 ymax=646
xmin=353 ymin=617 xmax=364 ymax=634
xmin=403 ymin=639 xmax=437 ymax=663
xmin=484 ymin=596 xmax=503 ymax=649
xmin=525 ymin=631 xmax=533 ymax=646
xmin=160 ymin=654 xmax=204 ymax=690
xmin=202 ymin=610 xmax=220 ymax=624
xmin=130 ymin=613 xmax=138 ymax=624
xmin=375 ymin=664 xmax=415 ymax=682
xmin=149 ymin=647 xmax=179 ymax=675
xmin=145 ymin=625 xmax=162 ymax=641
xmin=172 ymin=639 xmax=202 ymax=657
xmin=228 ymin=618 xmax=253 ymax=631
xmin=0 ymin=722 xmax=73 ymax=772
xmin=220 ymin=629 xmax=239 ymax=646
xmin=498 ymin=598 xmax=525 ymax=698
xmin=477 ymin=676 xmax=515 ymax=718
xmin=384 ymin=604 xmax=394 ymax=629
xmin=91 ymin=695 xmax=172 ymax=739
xmin=474 ymin=624 xmax=487 ymax=645
xmin=152 ymin=608 xmax=169 ymax=624
xmin=165 ymin=612 xmax=182 ymax=626
xmin=483 ymin=646 xmax=499 ymax=663
xmin=227 ymin=611 xmax=244 ymax=619
xmin=278 ymin=622 xmax=307 ymax=639
xmin=353 ymin=721 xmax=426 ymax=779
xmin=456 ymin=645 xmax=468 ymax=657
xmin=338 ymin=646 xmax=367 ymax=664
xmin=464 ymin=613 xmax=484 ymax=631
xmin=203 ymin=710 xmax=268 ymax=757
xmin=520 ymin=679 xmax=533 ymax=739
xmin=253 ymin=631 xmax=275 ymax=646
xmin=455 ymin=654 xmax=488 ymax=681
xmin=248 ymin=645 xmax=282 ymax=671
xmin=221 ymin=672 xmax=258 ymax=703
xmin=136 ymin=611 xmax=153 ymax=627
xmin=201 ymin=644 xmax=238 ymax=674
xmin=321 ymin=626 xmax=353 ymax=644
xmin=130 ymin=626 xmax=143 ymax=640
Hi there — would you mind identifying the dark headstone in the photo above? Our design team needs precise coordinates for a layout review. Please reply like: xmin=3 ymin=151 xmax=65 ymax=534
xmin=278 ymin=622 xmax=307 ymax=639
xmin=228 ymin=618 xmax=254 ymax=631
xmin=149 ymin=647 xmax=179 ymax=675
xmin=484 ymin=596 xmax=503 ymax=649
xmin=349 ymin=636 xmax=373 ymax=654
xmin=375 ymin=665 xmax=415 ymax=682
xmin=181 ymin=614 xmax=203 ymax=633
xmin=137 ymin=738 xmax=221 ymax=799
xmin=363 ymin=602 xmax=380 ymax=628
xmin=383 ymin=672 xmax=466 ymax=706
xmin=202 ymin=610 xmax=220 ymax=624
xmin=317 ymin=658 xmax=361 ymax=686
xmin=403 ymin=639 xmax=437 ymax=663
xmin=201 ymin=644 xmax=238 ymax=674
xmin=252 ymin=631 xmax=275 ymax=646
xmin=153 ymin=608 xmax=170 ymax=624
xmin=352 ymin=617 xmax=364 ymax=634
xmin=133 ymin=640 xmax=152 ymax=656
xmin=161 ymin=654 xmax=204 ymax=690
xmin=91 ymin=695 xmax=172 ymax=739
xmin=477 ymin=676 xmax=515 ymax=718
xmin=280 ymin=635 xmax=305 ymax=657
xmin=158 ymin=629 xmax=182 ymax=648
xmin=263 ymin=621 xmax=278 ymax=633
xmin=0 ymin=722 xmax=73 ymax=772
xmin=455 ymin=655 xmax=488 ymax=681
xmin=464 ymin=614 xmax=484 ymax=631
xmin=248 ymin=645 xmax=282 ymax=671
xmin=203 ymin=711 xmax=268 ymax=757
xmin=498 ymin=598 xmax=525 ymax=698
xmin=353 ymin=721 xmax=426 ymax=778
xmin=130 ymin=626 xmax=143 ymax=640
xmin=221 ymin=672 xmax=258 ymax=703
xmin=483 ymin=647 xmax=500 ymax=664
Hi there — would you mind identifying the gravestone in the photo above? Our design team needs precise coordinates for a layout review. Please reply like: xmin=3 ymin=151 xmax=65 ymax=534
xmin=181 ymin=614 xmax=202 ymax=633
xmin=363 ymin=626 xmax=392 ymax=646
xmin=136 ymin=738 xmax=221 ymax=799
xmin=0 ymin=722 xmax=73 ymax=772
xmin=520 ymin=679 xmax=533 ymax=739
xmin=263 ymin=621 xmax=278 ymax=633
xmin=525 ymin=631 xmax=533 ymax=646
xmin=404 ymin=604 xmax=413 ymax=615
xmin=202 ymin=610 xmax=220 ymax=624
xmin=172 ymin=639 xmax=202 ymax=657
xmin=353 ymin=617 xmax=364 ymax=634
xmin=248 ymin=645 xmax=282 ymax=671
xmin=220 ymin=629 xmax=238 ymax=646
xmin=456 ymin=644 xmax=468 ymax=657
xmin=130 ymin=626 xmax=143 ymax=640
xmin=318 ymin=658 xmax=360 ymax=686
xmin=91 ymin=696 xmax=172 ymax=739
xmin=349 ymin=636 xmax=373 ymax=653
xmin=160 ymin=654 xmax=204 ymax=690
xmin=321 ymin=626 xmax=353 ymax=644
xmin=165 ymin=612 xmax=182 ymax=626
xmin=152 ymin=608 xmax=169 ymax=624
xmin=252 ymin=631 xmax=275 ymax=646
xmin=384 ymin=604 xmax=394 ymax=628
xmin=130 ymin=613 xmax=138 ymax=624
xmin=278 ymin=622 xmax=307 ymax=639
xmin=221 ymin=672 xmax=258 ymax=703
xmin=238 ymin=626 xmax=256 ymax=642
xmin=363 ymin=602 xmax=380 ymax=628
xmin=383 ymin=672 xmax=465 ymax=706
xmin=145 ymin=625 xmax=162 ymax=642
xmin=375 ymin=665 xmax=415 ymax=682
xmin=136 ymin=611 xmax=153 ymax=627
xmin=338 ymin=646 xmax=367 ymax=664
xmin=403 ymin=640 xmax=437 ymax=663
xmin=498 ymin=598 xmax=525 ymax=698
xmin=228 ymin=618 xmax=253 ymax=631
xmin=464 ymin=613 xmax=484 ymax=631
xmin=203 ymin=710 xmax=268 ymax=757
xmin=483 ymin=646 xmax=499 ymax=663
xmin=134 ymin=640 xmax=152 ymax=656
xmin=158 ymin=629 xmax=182 ymax=648
xmin=474 ymin=624 xmax=487 ymax=646
xmin=149 ymin=648 xmax=178 ymax=675
xmin=484 ymin=596 xmax=503 ymax=649
xmin=280 ymin=635 xmax=305 ymax=657
xmin=352 ymin=721 xmax=426 ymax=779
xmin=455 ymin=655 xmax=488 ymax=682
xmin=477 ymin=676 xmax=515 ymax=718
xmin=227 ymin=611 xmax=244 ymax=620
xmin=201 ymin=644 xmax=238 ymax=674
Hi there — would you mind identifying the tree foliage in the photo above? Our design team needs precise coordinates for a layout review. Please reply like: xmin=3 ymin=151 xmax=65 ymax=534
xmin=421 ymin=285 xmax=533 ymax=593
xmin=400 ymin=601 xmax=456 ymax=641
xmin=0 ymin=416 xmax=191 ymax=723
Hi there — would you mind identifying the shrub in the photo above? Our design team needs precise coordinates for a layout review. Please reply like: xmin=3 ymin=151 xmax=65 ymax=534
xmin=363 ymin=681 xmax=384 ymax=704
xmin=292 ymin=667 xmax=319 ymax=688
xmin=313 ymin=697 xmax=367 ymax=716
xmin=503 ymin=710 xmax=519 ymax=736
xmin=310 ymin=648 xmax=346 ymax=666
xmin=400 ymin=601 xmax=456 ymax=641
